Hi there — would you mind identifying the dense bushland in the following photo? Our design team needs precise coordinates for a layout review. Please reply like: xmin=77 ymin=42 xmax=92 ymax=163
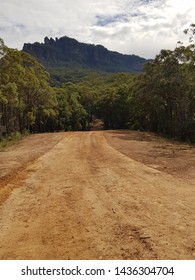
xmin=1 ymin=25 xmax=195 ymax=142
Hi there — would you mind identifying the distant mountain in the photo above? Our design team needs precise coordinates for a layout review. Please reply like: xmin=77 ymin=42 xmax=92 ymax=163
xmin=23 ymin=36 xmax=148 ymax=73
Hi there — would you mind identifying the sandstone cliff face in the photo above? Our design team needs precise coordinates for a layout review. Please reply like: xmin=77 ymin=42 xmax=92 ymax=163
xmin=23 ymin=36 xmax=147 ymax=72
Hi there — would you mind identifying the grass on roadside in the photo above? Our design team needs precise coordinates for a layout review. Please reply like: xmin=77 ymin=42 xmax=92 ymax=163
xmin=0 ymin=129 xmax=30 ymax=150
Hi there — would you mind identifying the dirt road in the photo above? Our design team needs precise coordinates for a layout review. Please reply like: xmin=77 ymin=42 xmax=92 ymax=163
xmin=0 ymin=131 xmax=194 ymax=259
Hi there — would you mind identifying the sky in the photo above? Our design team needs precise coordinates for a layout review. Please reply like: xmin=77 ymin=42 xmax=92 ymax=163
xmin=0 ymin=0 xmax=195 ymax=58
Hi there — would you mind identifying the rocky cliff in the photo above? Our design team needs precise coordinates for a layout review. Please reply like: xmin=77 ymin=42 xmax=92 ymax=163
xmin=23 ymin=36 xmax=148 ymax=72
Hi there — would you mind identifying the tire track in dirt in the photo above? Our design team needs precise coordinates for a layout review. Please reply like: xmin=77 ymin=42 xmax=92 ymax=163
xmin=0 ymin=133 xmax=64 ymax=205
xmin=76 ymin=132 xmax=158 ymax=259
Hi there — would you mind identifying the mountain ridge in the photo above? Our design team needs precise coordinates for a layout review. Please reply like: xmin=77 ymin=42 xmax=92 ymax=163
xmin=22 ymin=36 xmax=149 ymax=72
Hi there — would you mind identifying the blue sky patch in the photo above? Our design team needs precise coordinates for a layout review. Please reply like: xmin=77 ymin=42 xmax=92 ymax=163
xmin=96 ymin=14 xmax=128 ymax=27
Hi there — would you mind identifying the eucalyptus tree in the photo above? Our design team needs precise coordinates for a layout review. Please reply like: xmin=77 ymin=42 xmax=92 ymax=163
xmin=0 ymin=44 xmax=57 ymax=133
xmin=132 ymin=27 xmax=195 ymax=141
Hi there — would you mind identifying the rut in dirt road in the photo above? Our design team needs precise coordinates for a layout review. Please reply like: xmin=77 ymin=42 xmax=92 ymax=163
xmin=0 ymin=131 xmax=194 ymax=259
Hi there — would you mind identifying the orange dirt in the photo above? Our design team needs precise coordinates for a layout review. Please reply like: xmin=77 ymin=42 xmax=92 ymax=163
xmin=0 ymin=130 xmax=194 ymax=260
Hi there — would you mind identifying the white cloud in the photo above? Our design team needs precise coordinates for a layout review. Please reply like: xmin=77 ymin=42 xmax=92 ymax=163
xmin=0 ymin=0 xmax=195 ymax=58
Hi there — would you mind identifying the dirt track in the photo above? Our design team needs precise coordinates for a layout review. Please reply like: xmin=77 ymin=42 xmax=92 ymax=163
xmin=0 ymin=131 xmax=194 ymax=260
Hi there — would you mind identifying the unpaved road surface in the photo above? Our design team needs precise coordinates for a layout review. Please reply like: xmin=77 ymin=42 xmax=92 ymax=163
xmin=0 ymin=131 xmax=194 ymax=259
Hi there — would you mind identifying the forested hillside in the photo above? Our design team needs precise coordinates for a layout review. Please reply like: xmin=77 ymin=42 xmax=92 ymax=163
xmin=0 ymin=25 xmax=195 ymax=142
xmin=23 ymin=36 xmax=148 ymax=73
